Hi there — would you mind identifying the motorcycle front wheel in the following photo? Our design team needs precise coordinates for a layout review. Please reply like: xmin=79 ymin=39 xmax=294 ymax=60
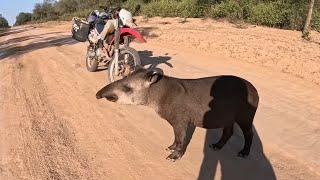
xmin=108 ymin=47 xmax=141 ymax=82
xmin=85 ymin=46 xmax=99 ymax=72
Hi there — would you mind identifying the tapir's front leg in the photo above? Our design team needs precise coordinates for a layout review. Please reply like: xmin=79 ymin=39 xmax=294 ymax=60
xmin=166 ymin=123 xmax=188 ymax=161
xmin=166 ymin=129 xmax=177 ymax=152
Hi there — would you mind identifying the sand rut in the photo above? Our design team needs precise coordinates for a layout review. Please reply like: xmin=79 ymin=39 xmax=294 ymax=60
xmin=2 ymin=58 xmax=93 ymax=179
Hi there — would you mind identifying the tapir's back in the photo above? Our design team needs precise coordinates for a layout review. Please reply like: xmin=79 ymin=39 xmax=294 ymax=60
xmin=179 ymin=76 xmax=258 ymax=128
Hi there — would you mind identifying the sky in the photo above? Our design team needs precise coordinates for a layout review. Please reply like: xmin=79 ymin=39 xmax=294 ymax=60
xmin=0 ymin=0 xmax=43 ymax=25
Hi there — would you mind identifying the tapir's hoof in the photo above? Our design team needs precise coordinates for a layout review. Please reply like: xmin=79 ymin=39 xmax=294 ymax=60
xmin=166 ymin=151 xmax=182 ymax=162
xmin=165 ymin=148 xmax=175 ymax=152
xmin=166 ymin=144 xmax=176 ymax=152
xmin=237 ymin=150 xmax=249 ymax=158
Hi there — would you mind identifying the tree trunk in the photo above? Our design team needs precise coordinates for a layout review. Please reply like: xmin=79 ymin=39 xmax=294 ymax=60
xmin=302 ymin=0 xmax=315 ymax=39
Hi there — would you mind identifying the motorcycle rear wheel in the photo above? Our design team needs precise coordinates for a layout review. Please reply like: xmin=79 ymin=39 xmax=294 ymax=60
xmin=108 ymin=47 xmax=141 ymax=82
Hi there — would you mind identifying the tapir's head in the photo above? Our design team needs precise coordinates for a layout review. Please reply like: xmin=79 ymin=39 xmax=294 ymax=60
xmin=96 ymin=68 xmax=162 ymax=105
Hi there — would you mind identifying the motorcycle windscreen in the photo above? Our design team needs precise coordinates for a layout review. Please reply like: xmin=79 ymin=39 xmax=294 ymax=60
xmin=87 ymin=14 xmax=97 ymax=24
xmin=95 ymin=24 xmax=105 ymax=34
xmin=95 ymin=19 xmax=105 ymax=34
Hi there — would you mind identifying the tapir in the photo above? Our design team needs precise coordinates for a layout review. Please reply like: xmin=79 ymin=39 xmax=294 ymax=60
xmin=96 ymin=68 xmax=259 ymax=161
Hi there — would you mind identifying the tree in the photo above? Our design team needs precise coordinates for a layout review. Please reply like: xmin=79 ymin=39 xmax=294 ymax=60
xmin=0 ymin=14 xmax=9 ymax=28
xmin=15 ymin=12 xmax=32 ymax=26
xmin=32 ymin=0 xmax=58 ymax=21
xmin=57 ymin=0 xmax=79 ymax=15
xmin=302 ymin=0 xmax=315 ymax=39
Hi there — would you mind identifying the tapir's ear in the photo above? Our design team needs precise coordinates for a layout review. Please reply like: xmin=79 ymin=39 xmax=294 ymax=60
xmin=146 ymin=69 xmax=162 ymax=85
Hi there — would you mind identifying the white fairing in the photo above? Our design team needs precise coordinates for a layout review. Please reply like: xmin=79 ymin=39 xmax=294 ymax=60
xmin=119 ymin=9 xmax=134 ymax=27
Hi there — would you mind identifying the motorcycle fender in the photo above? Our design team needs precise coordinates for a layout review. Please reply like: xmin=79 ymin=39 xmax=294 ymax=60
xmin=111 ymin=28 xmax=146 ymax=43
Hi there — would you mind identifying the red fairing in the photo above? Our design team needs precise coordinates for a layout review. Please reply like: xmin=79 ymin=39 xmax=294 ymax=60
xmin=111 ymin=28 xmax=146 ymax=43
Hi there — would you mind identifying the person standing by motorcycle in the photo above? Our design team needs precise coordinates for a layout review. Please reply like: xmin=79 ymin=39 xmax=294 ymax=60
xmin=97 ymin=7 xmax=136 ymax=51
xmin=71 ymin=3 xmax=144 ymax=78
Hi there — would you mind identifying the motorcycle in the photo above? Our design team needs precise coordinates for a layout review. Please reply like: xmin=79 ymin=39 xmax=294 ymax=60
xmin=71 ymin=6 xmax=145 ymax=82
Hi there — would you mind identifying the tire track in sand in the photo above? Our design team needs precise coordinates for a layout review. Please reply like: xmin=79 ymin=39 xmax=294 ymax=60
xmin=0 ymin=55 xmax=96 ymax=179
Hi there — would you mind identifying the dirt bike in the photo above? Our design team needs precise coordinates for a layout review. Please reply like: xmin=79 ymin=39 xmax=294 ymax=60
xmin=71 ymin=6 xmax=145 ymax=82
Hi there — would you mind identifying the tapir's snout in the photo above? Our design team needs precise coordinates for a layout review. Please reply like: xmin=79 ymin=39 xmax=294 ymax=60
xmin=96 ymin=85 xmax=109 ymax=100
xmin=96 ymin=85 xmax=119 ymax=102
xmin=96 ymin=92 xmax=103 ymax=99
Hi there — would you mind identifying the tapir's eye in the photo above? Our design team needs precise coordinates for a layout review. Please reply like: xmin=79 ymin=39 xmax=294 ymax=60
xmin=122 ymin=85 xmax=132 ymax=93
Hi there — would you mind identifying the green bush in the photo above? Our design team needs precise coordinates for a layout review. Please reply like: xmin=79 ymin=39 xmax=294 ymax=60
xmin=59 ymin=9 xmax=93 ymax=20
xmin=124 ymin=0 xmax=144 ymax=15
xmin=0 ymin=14 xmax=9 ymax=28
xmin=247 ymin=1 xmax=289 ymax=28
xmin=206 ymin=0 xmax=243 ymax=20
xmin=247 ymin=1 xmax=310 ymax=29
xmin=143 ymin=0 xmax=179 ymax=17
xmin=57 ymin=0 xmax=79 ymax=15
xmin=143 ymin=0 xmax=203 ymax=18
xmin=312 ymin=9 xmax=320 ymax=32
xmin=285 ymin=2 xmax=307 ymax=30
xmin=32 ymin=0 xmax=58 ymax=21
xmin=15 ymin=12 xmax=32 ymax=26
xmin=177 ymin=0 xmax=204 ymax=18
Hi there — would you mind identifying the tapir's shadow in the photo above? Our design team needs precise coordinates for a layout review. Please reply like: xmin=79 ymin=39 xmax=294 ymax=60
xmin=197 ymin=126 xmax=276 ymax=180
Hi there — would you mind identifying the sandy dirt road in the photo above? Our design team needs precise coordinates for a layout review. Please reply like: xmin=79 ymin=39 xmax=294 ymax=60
xmin=0 ymin=18 xmax=320 ymax=180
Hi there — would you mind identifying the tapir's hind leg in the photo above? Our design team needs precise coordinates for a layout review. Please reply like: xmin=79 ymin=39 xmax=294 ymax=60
xmin=209 ymin=125 xmax=234 ymax=150
xmin=237 ymin=122 xmax=253 ymax=157
xmin=236 ymin=104 xmax=257 ymax=157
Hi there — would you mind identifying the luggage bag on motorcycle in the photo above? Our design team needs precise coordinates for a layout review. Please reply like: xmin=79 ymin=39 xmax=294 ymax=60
xmin=71 ymin=17 xmax=90 ymax=42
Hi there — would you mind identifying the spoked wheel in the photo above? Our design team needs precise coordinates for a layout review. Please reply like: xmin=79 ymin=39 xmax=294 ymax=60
xmin=86 ymin=46 xmax=99 ymax=72
xmin=108 ymin=47 xmax=141 ymax=82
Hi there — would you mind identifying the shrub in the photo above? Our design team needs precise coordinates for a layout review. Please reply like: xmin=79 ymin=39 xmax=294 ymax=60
xmin=247 ymin=1 xmax=290 ymax=28
xmin=206 ymin=0 xmax=243 ymax=20
xmin=177 ymin=0 xmax=204 ymax=18
xmin=143 ymin=0 xmax=179 ymax=17
xmin=32 ymin=0 xmax=58 ymax=21
xmin=312 ymin=9 xmax=320 ymax=32
xmin=247 ymin=1 xmax=310 ymax=30
xmin=15 ymin=12 xmax=32 ymax=26
xmin=59 ymin=9 xmax=92 ymax=20
xmin=142 ymin=0 xmax=203 ymax=18
xmin=57 ymin=0 xmax=79 ymax=15
xmin=124 ymin=0 xmax=144 ymax=15
xmin=0 ymin=14 xmax=9 ymax=28
xmin=285 ymin=2 xmax=307 ymax=30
